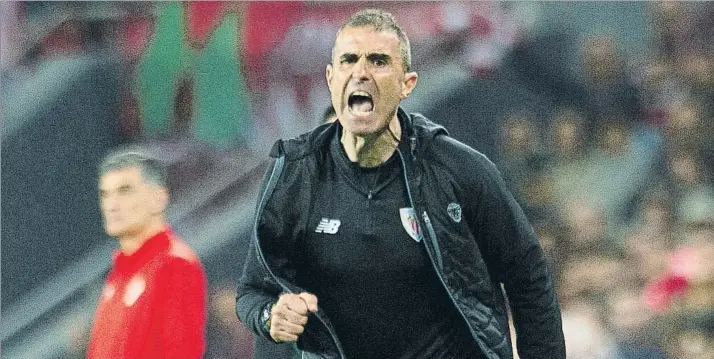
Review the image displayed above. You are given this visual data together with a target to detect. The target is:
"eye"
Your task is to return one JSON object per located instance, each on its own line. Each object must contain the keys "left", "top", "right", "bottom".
{"left": 367, "top": 54, "right": 390, "bottom": 68}
{"left": 373, "top": 58, "right": 387, "bottom": 67}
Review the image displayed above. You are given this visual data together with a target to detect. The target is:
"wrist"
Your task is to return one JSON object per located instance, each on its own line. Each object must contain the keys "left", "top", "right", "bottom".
{"left": 260, "top": 301, "right": 275, "bottom": 335}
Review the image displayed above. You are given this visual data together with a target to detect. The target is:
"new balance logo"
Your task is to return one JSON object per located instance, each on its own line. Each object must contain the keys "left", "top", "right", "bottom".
{"left": 315, "top": 218, "right": 341, "bottom": 234}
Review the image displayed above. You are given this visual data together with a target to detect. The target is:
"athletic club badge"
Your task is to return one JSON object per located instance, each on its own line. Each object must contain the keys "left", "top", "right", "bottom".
{"left": 447, "top": 202, "right": 462, "bottom": 223}
{"left": 102, "top": 283, "right": 116, "bottom": 301}
{"left": 123, "top": 275, "right": 146, "bottom": 307}
{"left": 400, "top": 208, "right": 423, "bottom": 242}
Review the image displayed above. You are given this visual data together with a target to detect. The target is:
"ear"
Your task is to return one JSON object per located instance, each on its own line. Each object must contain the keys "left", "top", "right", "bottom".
{"left": 151, "top": 187, "right": 169, "bottom": 215}
{"left": 326, "top": 64, "right": 333, "bottom": 92}
{"left": 401, "top": 71, "right": 418, "bottom": 99}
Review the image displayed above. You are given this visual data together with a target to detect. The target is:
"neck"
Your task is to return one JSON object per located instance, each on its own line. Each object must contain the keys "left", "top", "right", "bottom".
{"left": 118, "top": 219, "right": 166, "bottom": 255}
{"left": 341, "top": 115, "right": 401, "bottom": 168}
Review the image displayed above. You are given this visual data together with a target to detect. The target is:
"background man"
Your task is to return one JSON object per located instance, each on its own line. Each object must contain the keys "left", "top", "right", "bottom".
{"left": 88, "top": 150, "right": 207, "bottom": 359}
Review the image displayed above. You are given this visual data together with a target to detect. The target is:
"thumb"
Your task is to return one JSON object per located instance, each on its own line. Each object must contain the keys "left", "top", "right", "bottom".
{"left": 298, "top": 292, "right": 319, "bottom": 313}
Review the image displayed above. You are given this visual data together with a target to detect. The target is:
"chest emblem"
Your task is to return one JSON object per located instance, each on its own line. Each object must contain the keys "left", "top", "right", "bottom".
{"left": 102, "top": 283, "right": 116, "bottom": 301}
{"left": 399, "top": 208, "right": 423, "bottom": 242}
{"left": 123, "top": 275, "right": 146, "bottom": 307}
{"left": 447, "top": 202, "right": 462, "bottom": 223}
{"left": 315, "top": 218, "right": 341, "bottom": 234}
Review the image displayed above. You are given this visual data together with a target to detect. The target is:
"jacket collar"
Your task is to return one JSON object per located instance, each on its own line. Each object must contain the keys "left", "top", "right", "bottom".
{"left": 112, "top": 227, "right": 173, "bottom": 275}
{"left": 269, "top": 107, "right": 448, "bottom": 161}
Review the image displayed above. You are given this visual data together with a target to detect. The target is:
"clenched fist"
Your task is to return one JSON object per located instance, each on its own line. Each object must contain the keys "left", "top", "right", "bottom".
{"left": 269, "top": 292, "right": 319, "bottom": 342}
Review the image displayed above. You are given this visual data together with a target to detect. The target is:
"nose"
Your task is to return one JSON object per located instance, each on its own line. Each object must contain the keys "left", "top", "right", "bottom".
{"left": 352, "top": 57, "right": 371, "bottom": 82}
{"left": 101, "top": 195, "right": 119, "bottom": 213}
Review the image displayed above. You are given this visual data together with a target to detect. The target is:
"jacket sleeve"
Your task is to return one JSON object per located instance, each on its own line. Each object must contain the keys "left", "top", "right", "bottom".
{"left": 160, "top": 257, "right": 208, "bottom": 359}
{"left": 236, "top": 157, "right": 299, "bottom": 341}
{"left": 468, "top": 153, "right": 566, "bottom": 358}
{"left": 236, "top": 237, "right": 280, "bottom": 340}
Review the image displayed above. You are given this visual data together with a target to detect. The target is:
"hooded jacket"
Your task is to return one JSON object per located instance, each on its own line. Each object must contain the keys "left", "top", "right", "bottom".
{"left": 236, "top": 108, "right": 565, "bottom": 359}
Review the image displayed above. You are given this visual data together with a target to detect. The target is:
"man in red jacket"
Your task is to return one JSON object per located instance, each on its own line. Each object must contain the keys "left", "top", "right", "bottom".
{"left": 88, "top": 150, "right": 207, "bottom": 359}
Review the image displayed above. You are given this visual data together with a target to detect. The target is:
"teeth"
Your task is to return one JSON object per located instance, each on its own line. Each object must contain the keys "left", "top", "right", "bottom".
{"left": 351, "top": 109, "right": 372, "bottom": 116}
{"left": 348, "top": 90, "right": 374, "bottom": 115}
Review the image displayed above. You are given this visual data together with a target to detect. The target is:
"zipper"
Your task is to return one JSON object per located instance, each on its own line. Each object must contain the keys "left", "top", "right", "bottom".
{"left": 254, "top": 157, "right": 346, "bottom": 359}
{"left": 409, "top": 136, "right": 417, "bottom": 159}
{"left": 396, "top": 149, "right": 489, "bottom": 358}
{"left": 422, "top": 213, "right": 443, "bottom": 271}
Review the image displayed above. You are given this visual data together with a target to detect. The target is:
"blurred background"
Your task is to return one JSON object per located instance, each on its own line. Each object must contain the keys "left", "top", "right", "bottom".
{"left": 2, "top": 2, "right": 713, "bottom": 359}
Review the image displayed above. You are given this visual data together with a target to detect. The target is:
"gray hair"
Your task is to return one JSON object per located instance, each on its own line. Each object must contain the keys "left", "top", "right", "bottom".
{"left": 334, "top": 9, "right": 412, "bottom": 72}
{"left": 99, "top": 150, "right": 167, "bottom": 187}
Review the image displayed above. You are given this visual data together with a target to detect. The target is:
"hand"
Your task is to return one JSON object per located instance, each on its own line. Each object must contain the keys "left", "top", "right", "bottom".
{"left": 269, "top": 292, "right": 318, "bottom": 342}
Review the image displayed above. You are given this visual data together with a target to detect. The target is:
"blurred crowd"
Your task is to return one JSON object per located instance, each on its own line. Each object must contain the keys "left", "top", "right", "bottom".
{"left": 3, "top": 2, "right": 714, "bottom": 359}
{"left": 499, "top": 3, "right": 714, "bottom": 358}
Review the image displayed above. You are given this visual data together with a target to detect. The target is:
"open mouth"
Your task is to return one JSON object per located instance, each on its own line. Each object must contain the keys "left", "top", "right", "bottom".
{"left": 348, "top": 91, "right": 374, "bottom": 116}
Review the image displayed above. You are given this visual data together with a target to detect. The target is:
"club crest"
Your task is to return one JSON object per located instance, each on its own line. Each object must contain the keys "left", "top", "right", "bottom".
{"left": 400, "top": 208, "right": 423, "bottom": 242}
{"left": 123, "top": 275, "right": 146, "bottom": 307}
{"left": 447, "top": 203, "right": 462, "bottom": 223}
{"left": 102, "top": 283, "right": 116, "bottom": 301}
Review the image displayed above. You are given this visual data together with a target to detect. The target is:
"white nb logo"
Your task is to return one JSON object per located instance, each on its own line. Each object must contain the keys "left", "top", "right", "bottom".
{"left": 315, "top": 218, "right": 341, "bottom": 234}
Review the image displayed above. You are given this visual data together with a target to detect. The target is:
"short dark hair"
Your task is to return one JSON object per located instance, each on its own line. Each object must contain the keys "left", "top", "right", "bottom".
{"left": 334, "top": 9, "right": 412, "bottom": 72}
{"left": 99, "top": 150, "right": 167, "bottom": 187}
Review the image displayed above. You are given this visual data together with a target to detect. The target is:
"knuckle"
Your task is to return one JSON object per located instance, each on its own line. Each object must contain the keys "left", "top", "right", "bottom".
{"left": 272, "top": 306, "right": 284, "bottom": 316}
{"left": 277, "top": 293, "right": 294, "bottom": 304}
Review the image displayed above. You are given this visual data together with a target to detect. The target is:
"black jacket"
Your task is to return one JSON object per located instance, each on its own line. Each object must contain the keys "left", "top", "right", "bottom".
{"left": 236, "top": 108, "right": 565, "bottom": 359}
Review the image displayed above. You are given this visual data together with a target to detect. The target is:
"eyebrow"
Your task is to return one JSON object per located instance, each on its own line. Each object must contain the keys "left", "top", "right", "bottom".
{"left": 99, "top": 184, "right": 134, "bottom": 194}
{"left": 339, "top": 53, "right": 358, "bottom": 63}
{"left": 366, "top": 53, "right": 391, "bottom": 64}
{"left": 118, "top": 184, "right": 133, "bottom": 191}
{"left": 338, "top": 52, "right": 392, "bottom": 64}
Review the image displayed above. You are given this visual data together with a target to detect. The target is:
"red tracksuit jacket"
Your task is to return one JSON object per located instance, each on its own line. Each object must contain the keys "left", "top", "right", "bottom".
{"left": 87, "top": 227, "right": 207, "bottom": 359}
